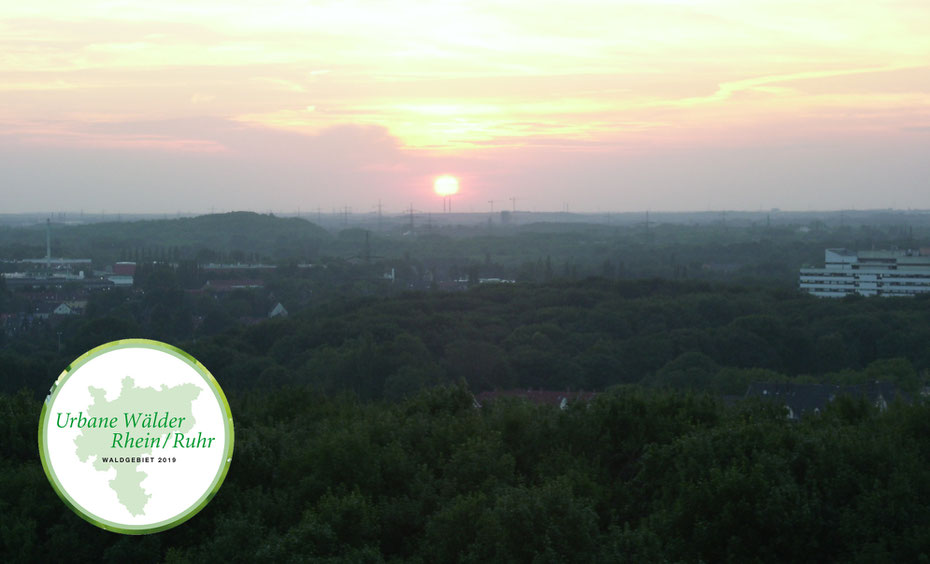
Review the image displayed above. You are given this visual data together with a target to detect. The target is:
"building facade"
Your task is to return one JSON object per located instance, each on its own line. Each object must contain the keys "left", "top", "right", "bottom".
{"left": 800, "top": 248, "right": 930, "bottom": 297}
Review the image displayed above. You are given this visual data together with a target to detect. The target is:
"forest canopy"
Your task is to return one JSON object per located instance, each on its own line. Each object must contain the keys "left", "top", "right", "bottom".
{"left": 4, "top": 383, "right": 930, "bottom": 562}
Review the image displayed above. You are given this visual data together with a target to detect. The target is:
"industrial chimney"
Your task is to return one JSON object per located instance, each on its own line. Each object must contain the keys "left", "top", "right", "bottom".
{"left": 46, "top": 218, "right": 51, "bottom": 269}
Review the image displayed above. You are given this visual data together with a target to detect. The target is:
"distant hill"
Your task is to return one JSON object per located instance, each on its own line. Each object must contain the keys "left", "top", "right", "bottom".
{"left": 0, "top": 212, "right": 330, "bottom": 262}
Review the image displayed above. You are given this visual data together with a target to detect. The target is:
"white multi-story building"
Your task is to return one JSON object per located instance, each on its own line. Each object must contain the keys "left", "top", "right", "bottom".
{"left": 800, "top": 248, "right": 930, "bottom": 297}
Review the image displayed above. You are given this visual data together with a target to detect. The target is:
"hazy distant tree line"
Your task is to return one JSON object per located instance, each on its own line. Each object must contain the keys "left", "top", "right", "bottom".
{"left": 2, "top": 211, "right": 927, "bottom": 288}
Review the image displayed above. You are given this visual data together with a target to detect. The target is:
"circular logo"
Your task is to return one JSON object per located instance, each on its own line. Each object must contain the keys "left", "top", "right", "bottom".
{"left": 38, "top": 339, "right": 234, "bottom": 534}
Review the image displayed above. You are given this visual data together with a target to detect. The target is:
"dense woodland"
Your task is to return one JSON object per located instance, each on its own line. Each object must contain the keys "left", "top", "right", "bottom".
{"left": 5, "top": 384, "right": 930, "bottom": 562}
{"left": 3, "top": 279, "right": 929, "bottom": 399}
{"left": 3, "top": 213, "right": 930, "bottom": 561}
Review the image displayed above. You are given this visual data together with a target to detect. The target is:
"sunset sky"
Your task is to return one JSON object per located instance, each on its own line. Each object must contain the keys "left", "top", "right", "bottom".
{"left": 2, "top": 1, "right": 929, "bottom": 214}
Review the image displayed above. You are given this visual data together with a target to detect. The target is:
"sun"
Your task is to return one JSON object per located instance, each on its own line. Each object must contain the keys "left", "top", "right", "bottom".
{"left": 433, "top": 175, "right": 460, "bottom": 197}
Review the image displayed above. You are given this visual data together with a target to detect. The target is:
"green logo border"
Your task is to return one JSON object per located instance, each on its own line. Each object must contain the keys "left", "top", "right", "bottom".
{"left": 38, "top": 339, "right": 235, "bottom": 535}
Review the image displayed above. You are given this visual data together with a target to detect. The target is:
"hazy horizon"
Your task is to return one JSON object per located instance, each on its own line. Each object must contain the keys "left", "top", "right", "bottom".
{"left": 6, "top": 208, "right": 930, "bottom": 231}
{"left": 3, "top": 1, "right": 929, "bottom": 214}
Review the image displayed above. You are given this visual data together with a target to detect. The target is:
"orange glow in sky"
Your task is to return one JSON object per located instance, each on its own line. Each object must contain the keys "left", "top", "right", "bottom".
{"left": 1, "top": 1, "right": 929, "bottom": 212}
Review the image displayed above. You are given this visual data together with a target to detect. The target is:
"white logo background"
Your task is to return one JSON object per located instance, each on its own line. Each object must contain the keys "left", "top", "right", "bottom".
{"left": 43, "top": 345, "right": 231, "bottom": 528}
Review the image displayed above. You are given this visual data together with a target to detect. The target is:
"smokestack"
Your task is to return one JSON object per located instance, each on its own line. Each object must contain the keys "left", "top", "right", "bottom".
{"left": 46, "top": 218, "right": 51, "bottom": 268}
